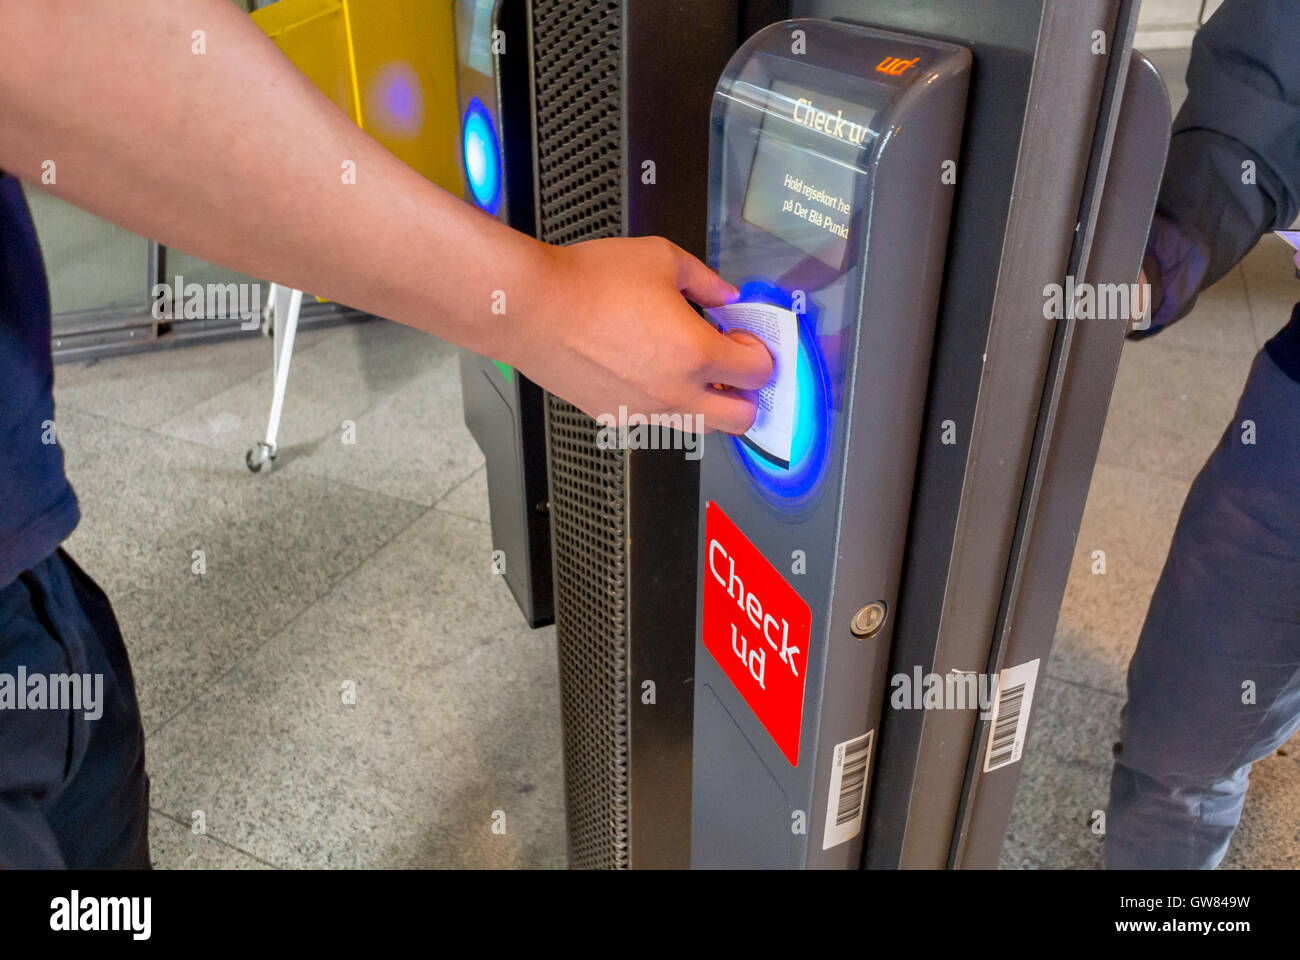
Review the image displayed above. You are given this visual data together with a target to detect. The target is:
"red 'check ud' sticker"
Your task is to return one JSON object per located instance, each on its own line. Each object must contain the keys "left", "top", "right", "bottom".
{"left": 702, "top": 501, "right": 811, "bottom": 765}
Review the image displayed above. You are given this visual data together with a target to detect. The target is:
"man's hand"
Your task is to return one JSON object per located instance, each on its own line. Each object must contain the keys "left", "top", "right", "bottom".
{"left": 509, "top": 237, "right": 773, "bottom": 435}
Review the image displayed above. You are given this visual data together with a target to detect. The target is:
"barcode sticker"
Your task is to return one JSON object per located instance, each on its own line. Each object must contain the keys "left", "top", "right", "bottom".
{"left": 821, "top": 730, "right": 874, "bottom": 850}
{"left": 982, "top": 659, "right": 1040, "bottom": 772}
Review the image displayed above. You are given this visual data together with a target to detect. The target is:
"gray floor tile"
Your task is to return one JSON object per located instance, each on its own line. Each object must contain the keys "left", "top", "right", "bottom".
{"left": 1146, "top": 264, "right": 1258, "bottom": 362}
{"left": 155, "top": 320, "right": 481, "bottom": 506}
{"left": 435, "top": 466, "right": 490, "bottom": 524}
{"left": 275, "top": 349, "right": 484, "bottom": 507}
{"left": 148, "top": 811, "right": 271, "bottom": 869}
{"left": 54, "top": 326, "right": 335, "bottom": 431}
{"left": 1048, "top": 462, "right": 1189, "bottom": 695}
{"left": 55, "top": 406, "right": 425, "bottom": 733}
{"left": 144, "top": 509, "right": 565, "bottom": 869}
{"left": 1095, "top": 336, "right": 1252, "bottom": 481}
{"left": 1000, "top": 677, "right": 1116, "bottom": 870}
{"left": 1221, "top": 731, "right": 1300, "bottom": 870}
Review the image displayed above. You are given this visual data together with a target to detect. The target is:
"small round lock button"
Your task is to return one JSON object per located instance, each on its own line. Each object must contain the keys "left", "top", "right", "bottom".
{"left": 850, "top": 601, "right": 888, "bottom": 639}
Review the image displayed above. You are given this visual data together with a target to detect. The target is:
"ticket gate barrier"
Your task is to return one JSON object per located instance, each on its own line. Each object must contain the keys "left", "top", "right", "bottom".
{"left": 944, "top": 48, "right": 1170, "bottom": 869}
{"left": 688, "top": 0, "right": 1169, "bottom": 869}
{"left": 526, "top": 0, "right": 1169, "bottom": 868}
{"left": 833, "top": 0, "right": 1170, "bottom": 870}
{"left": 452, "top": 0, "right": 554, "bottom": 627}
{"left": 252, "top": 0, "right": 464, "bottom": 193}
{"left": 691, "top": 19, "right": 970, "bottom": 869}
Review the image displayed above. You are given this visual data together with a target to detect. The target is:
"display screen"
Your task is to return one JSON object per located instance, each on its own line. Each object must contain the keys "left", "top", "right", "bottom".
{"left": 740, "top": 80, "right": 875, "bottom": 270}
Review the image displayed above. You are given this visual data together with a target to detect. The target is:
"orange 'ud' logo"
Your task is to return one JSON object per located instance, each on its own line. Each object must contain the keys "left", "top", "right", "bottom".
{"left": 876, "top": 55, "right": 919, "bottom": 76}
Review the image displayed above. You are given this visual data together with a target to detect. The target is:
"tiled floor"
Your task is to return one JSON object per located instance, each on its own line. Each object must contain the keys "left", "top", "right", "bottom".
{"left": 54, "top": 323, "right": 566, "bottom": 868}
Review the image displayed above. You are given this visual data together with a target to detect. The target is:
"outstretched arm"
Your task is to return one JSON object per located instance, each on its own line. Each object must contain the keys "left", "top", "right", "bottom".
{"left": 0, "top": 0, "right": 771, "bottom": 432}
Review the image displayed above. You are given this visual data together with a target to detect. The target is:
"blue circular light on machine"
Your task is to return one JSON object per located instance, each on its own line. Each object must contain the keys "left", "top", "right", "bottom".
{"left": 462, "top": 97, "right": 502, "bottom": 215}
{"left": 730, "top": 280, "right": 833, "bottom": 510}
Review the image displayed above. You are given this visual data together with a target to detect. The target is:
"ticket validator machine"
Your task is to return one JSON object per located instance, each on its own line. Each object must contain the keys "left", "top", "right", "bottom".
{"left": 691, "top": 20, "right": 969, "bottom": 868}
{"left": 453, "top": 0, "right": 553, "bottom": 627}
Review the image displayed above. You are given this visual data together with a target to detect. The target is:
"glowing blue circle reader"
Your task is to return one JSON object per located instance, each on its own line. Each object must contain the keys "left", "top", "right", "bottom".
{"left": 729, "top": 280, "right": 832, "bottom": 509}
{"left": 461, "top": 97, "right": 502, "bottom": 215}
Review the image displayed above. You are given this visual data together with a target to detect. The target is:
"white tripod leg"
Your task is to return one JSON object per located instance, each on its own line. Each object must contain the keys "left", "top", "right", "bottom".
{"left": 247, "top": 285, "right": 302, "bottom": 473}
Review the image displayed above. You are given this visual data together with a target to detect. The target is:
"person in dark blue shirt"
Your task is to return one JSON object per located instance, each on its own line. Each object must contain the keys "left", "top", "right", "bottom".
{"left": 1106, "top": 0, "right": 1300, "bottom": 868}
{"left": 0, "top": 172, "right": 151, "bottom": 867}
{"left": 0, "top": 1, "right": 769, "bottom": 867}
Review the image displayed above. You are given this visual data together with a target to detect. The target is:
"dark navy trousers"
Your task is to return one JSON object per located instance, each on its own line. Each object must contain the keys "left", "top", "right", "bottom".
{"left": 0, "top": 549, "right": 149, "bottom": 868}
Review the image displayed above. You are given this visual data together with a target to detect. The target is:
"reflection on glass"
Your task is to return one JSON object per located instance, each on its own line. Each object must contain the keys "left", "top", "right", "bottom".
{"left": 22, "top": 186, "right": 149, "bottom": 316}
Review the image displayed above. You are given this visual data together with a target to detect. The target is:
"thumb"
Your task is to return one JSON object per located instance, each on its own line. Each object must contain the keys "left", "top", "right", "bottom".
{"left": 702, "top": 329, "right": 774, "bottom": 390}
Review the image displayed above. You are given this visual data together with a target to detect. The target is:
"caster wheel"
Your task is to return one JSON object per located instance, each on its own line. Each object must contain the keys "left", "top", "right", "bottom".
{"left": 246, "top": 443, "right": 276, "bottom": 473}
{"left": 261, "top": 292, "right": 276, "bottom": 337}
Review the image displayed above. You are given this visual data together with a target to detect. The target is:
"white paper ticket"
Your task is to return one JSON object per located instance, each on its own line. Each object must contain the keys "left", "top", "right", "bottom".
{"left": 707, "top": 302, "right": 799, "bottom": 468}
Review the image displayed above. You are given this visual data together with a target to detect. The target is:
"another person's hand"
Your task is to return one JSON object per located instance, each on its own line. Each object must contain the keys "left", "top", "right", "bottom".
{"left": 1127, "top": 216, "right": 1207, "bottom": 340}
{"left": 509, "top": 236, "right": 774, "bottom": 435}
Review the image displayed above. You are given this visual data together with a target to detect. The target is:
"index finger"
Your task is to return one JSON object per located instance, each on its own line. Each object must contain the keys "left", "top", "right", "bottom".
{"left": 671, "top": 243, "right": 740, "bottom": 308}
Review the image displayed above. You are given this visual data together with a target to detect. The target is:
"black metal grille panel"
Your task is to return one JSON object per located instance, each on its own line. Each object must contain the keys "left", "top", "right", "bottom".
{"left": 533, "top": 0, "right": 623, "bottom": 245}
{"left": 533, "top": 0, "right": 629, "bottom": 869}
{"left": 545, "top": 403, "right": 629, "bottom": 869}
